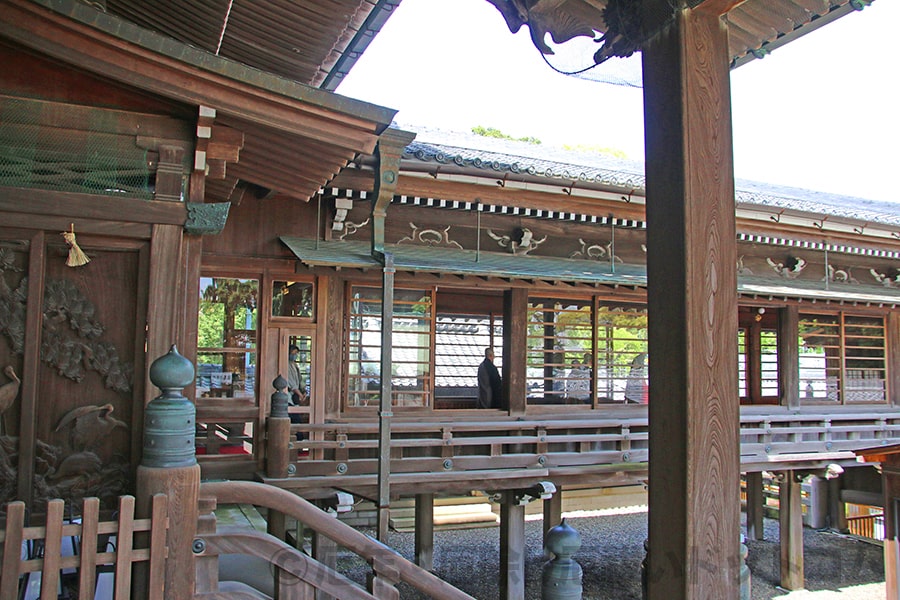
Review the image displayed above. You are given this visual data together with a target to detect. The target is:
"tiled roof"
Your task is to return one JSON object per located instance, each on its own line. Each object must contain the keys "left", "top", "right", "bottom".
{"left": 399, "top": 127, "right": 900, "bottom": 227}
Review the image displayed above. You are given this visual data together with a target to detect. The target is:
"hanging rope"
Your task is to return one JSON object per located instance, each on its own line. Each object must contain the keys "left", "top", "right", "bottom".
{"left": 61, "top": 223, "right": 90, "bottom": 267}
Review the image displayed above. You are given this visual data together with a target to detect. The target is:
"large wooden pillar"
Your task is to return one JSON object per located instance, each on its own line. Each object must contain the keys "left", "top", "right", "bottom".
{"left": 642, "top": 3, "right": 740, "bottom": 599}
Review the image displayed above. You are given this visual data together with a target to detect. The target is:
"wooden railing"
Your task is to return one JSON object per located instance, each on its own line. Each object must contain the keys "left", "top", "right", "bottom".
{"left": 739, "top": 411, "right": 900, "bottom": 457}
{"left": 0, "top": 495, "right": 168, "bottom": 600}
{"left": 197, "top": 480, "right": 475, "bottom": 600}
{"left": 257, "top": 409, "right": 900, "bottom": 494}
{"left": 847, "top": 512, "right": 885, "bottom": 541}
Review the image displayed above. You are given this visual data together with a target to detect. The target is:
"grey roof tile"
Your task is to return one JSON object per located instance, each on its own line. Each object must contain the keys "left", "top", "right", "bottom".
{"left": 398, "top": 126, "right": 900, "bottom": 226}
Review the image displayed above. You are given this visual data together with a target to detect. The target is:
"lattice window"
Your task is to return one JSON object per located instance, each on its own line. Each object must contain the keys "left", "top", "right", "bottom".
{"left": 433, "top": 314, "right": 502, "bottom": 409}
{"left": 799, "top": 313, "right": 887, "bottom": 404}
{"left": 346, "top": 286, "right": 433, "bottom": 408}
{"left": 526, "top": 298, "right": 647, "bottom": 405}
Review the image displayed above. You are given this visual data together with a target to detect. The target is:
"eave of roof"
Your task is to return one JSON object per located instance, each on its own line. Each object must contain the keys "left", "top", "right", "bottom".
{"left": 18, "top": 0, "right": 396, "bottom": 128}
{"left": 320, "top": 0, "right": 403, "bottom": 91}
{"left": 280, "top": 237, "right": 647, "bottom": 285}
{"left": 102, "top": 0, "right": 403, "bottom": 90}
{"left": 394, "top": 128, "right": 900, "bottom": 228}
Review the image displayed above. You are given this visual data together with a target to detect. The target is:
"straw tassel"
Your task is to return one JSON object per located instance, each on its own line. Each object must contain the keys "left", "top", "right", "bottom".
{"left": 61, "top": 224, "right": 90, "bottom": 267}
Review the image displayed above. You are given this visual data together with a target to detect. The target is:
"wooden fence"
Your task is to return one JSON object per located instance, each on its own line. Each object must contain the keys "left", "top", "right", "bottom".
{"left": 0, "top": 494, "right": 168, "bottom": 600}
{"left": 847, "top": 512, "right": 885, "bottom": 541}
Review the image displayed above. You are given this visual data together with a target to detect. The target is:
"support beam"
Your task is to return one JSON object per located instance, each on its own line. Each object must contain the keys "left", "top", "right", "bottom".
{"left": 370, "top": 129, "right": 415, "bottom": 542}
{"left": 375, "top": 253, "right": 394, "bottom": 543}
{"left": 779, "top": 471, "right": 804, "bottom": 590}
{"left": 642, "top": 5, "right": 740, "bottom": 599}
{"left": 499, "top": 492, "right": 526, "bottom": 600}
{"left": 415, "top": 493, "right": 434, "bottom": 571}
{"left": 745, "top": 472, "right": 764, "bottom": 541}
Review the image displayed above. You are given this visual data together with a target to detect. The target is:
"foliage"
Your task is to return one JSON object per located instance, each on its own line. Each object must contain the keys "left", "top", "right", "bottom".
{"left": 526, "top": 302, "right": 648, "bottom": 370}
{"left": 197, "top": 278, "right": 258, "bottom": 365}
{"left": 562, "top": 143, "right": 628, "bottom": 159}
{"left": 471, "top": 125, "right": 541, "bottom": 145}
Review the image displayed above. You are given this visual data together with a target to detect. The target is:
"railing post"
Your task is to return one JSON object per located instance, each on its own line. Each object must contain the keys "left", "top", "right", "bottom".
{"left": 368, "top": 555, "right": 401, "bottom": 600}
{"left": 266, "top": 376, "right": 293, "bottom": 545}
{"left": 267, "top": 375, "right": 292, "bottom": 479}
{"left": 740, "top": 534, "right": 751, "bottom": 600}
{"left": 136, "top": 345, "right": 199, "bottom": 600}
{"left": 542, "top": 518, "right": 582, "bottom": 600}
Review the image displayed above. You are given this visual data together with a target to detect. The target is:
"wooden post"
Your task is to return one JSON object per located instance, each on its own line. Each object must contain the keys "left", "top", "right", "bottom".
{"left": 883, "top": 459, "right": 900, "bottom": 600}
{"left": 504, "top": 288, "right": 528, "bottom": 415}
{"left": 312, "top": 508, "right": 338, "bottom": 600}
{"left": 642, "top": 3, "right": 740, "bottom": 599}
{"left": 370, "top": 129, "right": 416, "bottom": 543}
{"left": 499, "top": 491, "right": 526, "bottom": 600}
{"left": 135, "top": 346, "right": 200, "bottom": 600}
{"left": 415, "top": 493, "right": 434, "bottom": 571}
{"left": 543, "top": 488, "right": 563, "bottom": 549}
{"left": 854, "top": 448, "right": 900, "bottom": 599}
{"left": 889, "top": 312, "right": 900, "bottom": 406}
{"left": 807, "top": 475, "right": 828, "bottom": 529}
{"left": 828, "top": 476, "right": 848, "bottom": 533}
{"left": 779, "top": 471, "right": 804, "bottom": 590}
{"left": 375, "top": 252, "right": 394, "bottom": 543}
{"left": 267, "top": 375, "right": 292, "bottom": 479}
{"left": 745, "top": 472, "right": 764, "bottom": 541}
{"left": 779, "top": 306, "right": 800, "bottom": 408}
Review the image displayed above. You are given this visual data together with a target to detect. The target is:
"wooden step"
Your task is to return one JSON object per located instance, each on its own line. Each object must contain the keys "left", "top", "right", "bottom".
{"left": 337, "top": 486, "right": 649, "bottom": 530}
{"left": 390, "top": 503, "right": 500, "bottom": 532}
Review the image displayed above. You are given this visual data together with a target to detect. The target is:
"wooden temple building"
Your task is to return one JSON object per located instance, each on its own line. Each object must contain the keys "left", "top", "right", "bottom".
{"left": 1, "top": 0, "right": 898, "bottom": 598}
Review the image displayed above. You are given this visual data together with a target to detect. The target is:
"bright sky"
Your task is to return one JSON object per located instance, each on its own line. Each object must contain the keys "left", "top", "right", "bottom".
{"left": 337, "top": 0, "right": 899, "bottom": 205}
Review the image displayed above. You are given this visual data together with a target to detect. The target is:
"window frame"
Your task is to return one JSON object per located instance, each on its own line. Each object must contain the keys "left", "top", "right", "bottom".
{"left": 798, "top": 311, "right": 889, "bottom": 406}
{"left": 738, "top": 306, "right": 780, "bottom": 405}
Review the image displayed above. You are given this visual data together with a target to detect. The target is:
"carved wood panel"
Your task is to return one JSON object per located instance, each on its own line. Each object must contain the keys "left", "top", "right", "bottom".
{"left": 0, "top": 230, "right": 145, "bottom": 508}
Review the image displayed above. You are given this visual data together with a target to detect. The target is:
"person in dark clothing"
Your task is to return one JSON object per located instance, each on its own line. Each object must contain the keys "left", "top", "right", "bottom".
{"left": 287, "top": 343, "right": 306, "bottom": 440}
{"left": 477, "top": 347, "right": 502, "bottom": 409}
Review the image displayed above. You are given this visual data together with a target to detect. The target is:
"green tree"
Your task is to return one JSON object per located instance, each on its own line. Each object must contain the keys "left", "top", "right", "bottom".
{"left": 471, "top": 125, "right": 541, "bottom": 145}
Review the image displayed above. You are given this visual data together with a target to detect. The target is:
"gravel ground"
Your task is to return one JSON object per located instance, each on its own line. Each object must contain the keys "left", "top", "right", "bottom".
{"left": 336, "top": 508, "right": 885, "bottom": 599}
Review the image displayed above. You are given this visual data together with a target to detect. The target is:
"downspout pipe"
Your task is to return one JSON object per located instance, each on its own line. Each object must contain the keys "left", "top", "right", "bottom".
{"left": 370, "top": 128, "right": 416, "bottom": 542}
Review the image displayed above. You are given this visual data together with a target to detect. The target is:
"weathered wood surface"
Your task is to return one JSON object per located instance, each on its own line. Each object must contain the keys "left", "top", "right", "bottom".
{"left": 642, "top": 4, "right": 740, "bottom": 598}
{"left": 137, "top": 464, "right": 200, "bottom": 600}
